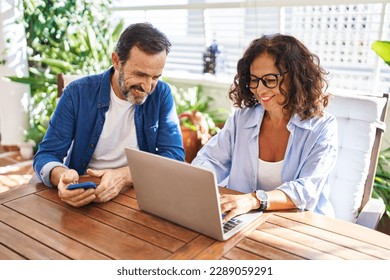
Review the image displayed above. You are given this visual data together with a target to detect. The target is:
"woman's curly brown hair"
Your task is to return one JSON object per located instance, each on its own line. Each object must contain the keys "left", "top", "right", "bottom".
{"left": 228, "top": 34, "right": 329, "bottom": 120}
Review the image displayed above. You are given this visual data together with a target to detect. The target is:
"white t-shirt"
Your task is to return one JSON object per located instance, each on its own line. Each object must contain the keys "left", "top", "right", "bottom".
{"left": 257, "top": 158, "right": 284, "bottom": 191}
{"left": 88, "top": 87, "right": 139, "bottom": 170}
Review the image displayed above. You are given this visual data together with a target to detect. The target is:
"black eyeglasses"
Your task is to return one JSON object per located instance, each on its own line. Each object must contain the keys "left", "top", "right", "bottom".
{"left": 248, "top": 71, "right": 288, "bottom": 89}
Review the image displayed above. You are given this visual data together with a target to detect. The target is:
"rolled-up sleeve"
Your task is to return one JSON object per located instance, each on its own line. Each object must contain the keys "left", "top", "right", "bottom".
{"left": 39, "top": 162, "right": 69, "bottom": 188}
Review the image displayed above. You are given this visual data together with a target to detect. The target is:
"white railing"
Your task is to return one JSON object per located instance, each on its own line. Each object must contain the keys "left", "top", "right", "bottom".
{"left": 110, "top": 0, "right": 390, "bottom": 95}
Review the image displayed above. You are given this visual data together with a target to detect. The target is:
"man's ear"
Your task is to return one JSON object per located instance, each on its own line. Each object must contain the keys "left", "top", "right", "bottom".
{"left": 112, "top": 52, "right": 120, "bottom": 70}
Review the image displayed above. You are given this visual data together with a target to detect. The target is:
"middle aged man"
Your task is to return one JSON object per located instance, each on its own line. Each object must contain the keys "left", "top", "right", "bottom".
{"left": 33, "top": 22, "right": 184, "bottom": 207}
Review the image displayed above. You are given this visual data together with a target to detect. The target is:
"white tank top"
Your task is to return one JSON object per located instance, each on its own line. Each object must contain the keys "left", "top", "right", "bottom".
{"left": 88, "top": 87, "right": 139, "bottom": 170}
{"left": 257, "top": 158, "right": 284, "bottom": 191}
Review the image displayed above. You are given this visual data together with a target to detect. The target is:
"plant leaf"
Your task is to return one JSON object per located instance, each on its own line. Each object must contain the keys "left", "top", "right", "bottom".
{"left": 371, "top": 40, "right": 390, "bottom": 67}
{"left": 5, "top": 76, "right": 45, "bottom": 85}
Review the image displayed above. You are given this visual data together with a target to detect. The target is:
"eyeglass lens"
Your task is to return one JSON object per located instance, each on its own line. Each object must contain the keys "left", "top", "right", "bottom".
{"left": 249, "top": 74, "right": 279, "bottom": 89}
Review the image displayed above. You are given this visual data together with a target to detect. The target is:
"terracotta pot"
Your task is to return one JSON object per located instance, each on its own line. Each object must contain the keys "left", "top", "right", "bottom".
{"left": 181, "top": 126, "right": 202, "bottom": 163}
{"left": 378, "top": 214, "right": 390, "bottom": 236}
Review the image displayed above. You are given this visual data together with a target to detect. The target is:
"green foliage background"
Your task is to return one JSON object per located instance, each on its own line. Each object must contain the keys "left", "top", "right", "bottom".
{"left": 9, "top": 0, "right": 123, "bottom": 147}
{"left": 170, "top": 84, "right": 230, "bottom": 136}
{"left": 374, "top": 147, "right": 390, "bottom": 218}
{"left": 371, "top": 40, "right": 390, "bottom": 219}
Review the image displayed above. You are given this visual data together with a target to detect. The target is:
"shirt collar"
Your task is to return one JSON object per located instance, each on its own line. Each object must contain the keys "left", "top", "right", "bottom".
{"left": 97, "top": 66, "right": 114, "bottom": 108}
{"left": 288, "top": 113, "right": 316, "bottom": 131}
{"left": 243, "top": 104, "right": 317, "bottom": 131}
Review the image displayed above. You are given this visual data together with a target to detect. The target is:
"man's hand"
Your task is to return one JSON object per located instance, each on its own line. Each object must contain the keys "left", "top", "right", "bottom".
{"left": 57, "top": 169, "right": 96, "bottom": 207}
{"left": 86, "top": 167, "right": 131, "bottom": 203}
{"left": 220, "top": 193, "right": 258, "bottom": 223}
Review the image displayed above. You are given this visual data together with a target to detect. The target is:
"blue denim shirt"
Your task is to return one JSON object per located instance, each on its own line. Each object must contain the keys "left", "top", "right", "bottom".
{"left": 34, "top": 67, "right": 184, "bottom": 187}
{"left": 192, "top": 104, "right": 338, "bottom": 216}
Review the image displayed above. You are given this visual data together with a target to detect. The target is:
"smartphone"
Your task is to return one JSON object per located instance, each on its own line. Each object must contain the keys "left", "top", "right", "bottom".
{"left": 67, "top": 181, "right": 97, "bottom": 190}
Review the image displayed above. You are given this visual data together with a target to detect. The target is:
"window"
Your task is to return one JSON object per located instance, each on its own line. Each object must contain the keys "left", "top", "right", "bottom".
{"left": 110, "top": 0, "right": 390, "bottom": 95}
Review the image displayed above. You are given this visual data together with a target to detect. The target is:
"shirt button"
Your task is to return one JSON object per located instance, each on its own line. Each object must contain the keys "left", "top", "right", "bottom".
{"left": 90, "top": 143, "right": 94, "bottom": 147}
{"left": 82, "top": 163, "right": 86, "bottom": 167}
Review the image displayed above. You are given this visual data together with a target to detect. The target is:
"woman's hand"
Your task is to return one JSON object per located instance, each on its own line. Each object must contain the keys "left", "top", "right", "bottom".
{"left": 220, "top": 193, "right": 258, "bottom": 223}
{"left": 57, "top": 169, "right": 96, "bottom": 207}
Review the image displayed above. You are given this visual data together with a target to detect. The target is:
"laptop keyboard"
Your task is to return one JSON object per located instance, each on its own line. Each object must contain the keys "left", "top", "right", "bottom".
{"left": 223, "top": 217, "right": 243, "bottom": 233}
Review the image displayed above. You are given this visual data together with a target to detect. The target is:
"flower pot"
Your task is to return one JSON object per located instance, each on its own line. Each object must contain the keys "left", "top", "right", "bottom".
{"left": 181, "top": 126, "right": 202, "bottom": 163}
{"left": 377, "top": 214, "right": 390, "bottom": 236}
{"left": 18, "top": 140, "right": 36, "bottom": 160}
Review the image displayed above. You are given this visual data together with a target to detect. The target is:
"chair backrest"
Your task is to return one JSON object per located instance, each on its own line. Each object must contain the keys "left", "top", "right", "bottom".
{"left": 326, "top": 92, "right": 389, "bottom": 222}
{"left": 57, "top": 73, "right": 84, "bottom": 97}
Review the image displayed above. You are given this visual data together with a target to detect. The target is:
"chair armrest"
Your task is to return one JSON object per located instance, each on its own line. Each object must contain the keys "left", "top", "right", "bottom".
{"left": 355, "top": 198, "right": 385, "bottom": 229}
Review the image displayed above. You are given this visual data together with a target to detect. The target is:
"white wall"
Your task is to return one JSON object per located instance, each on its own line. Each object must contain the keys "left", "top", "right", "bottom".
{"left": 0, "top": 0, "right": 30, "bottom": 146}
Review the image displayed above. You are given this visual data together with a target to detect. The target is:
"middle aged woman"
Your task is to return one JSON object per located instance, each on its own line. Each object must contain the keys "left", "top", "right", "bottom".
{"left": 192, "top": 34, "right": 338, "bottom": 223}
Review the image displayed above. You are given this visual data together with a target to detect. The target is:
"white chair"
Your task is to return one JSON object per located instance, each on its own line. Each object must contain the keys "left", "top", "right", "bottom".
{"left": 326, "top": 92, "right": 389, "bottom": 229}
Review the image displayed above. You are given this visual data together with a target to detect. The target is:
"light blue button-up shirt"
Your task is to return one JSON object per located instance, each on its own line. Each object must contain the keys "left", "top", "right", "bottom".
{"left": 192, "top": 104, "right": 338, "bottom": 216}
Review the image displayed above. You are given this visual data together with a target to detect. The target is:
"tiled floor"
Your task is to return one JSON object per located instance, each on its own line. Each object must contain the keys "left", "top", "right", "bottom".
{"left": 0, "top": 150, "right": 34, "bottom": 193}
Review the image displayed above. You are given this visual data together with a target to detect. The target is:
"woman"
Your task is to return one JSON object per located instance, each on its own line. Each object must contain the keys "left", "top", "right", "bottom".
{"left": 192, "top": 34, "right": 338, "bottom": 223}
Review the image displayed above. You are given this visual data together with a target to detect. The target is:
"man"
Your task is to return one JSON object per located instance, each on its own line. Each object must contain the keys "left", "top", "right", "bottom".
{"left": 33, "top": 23, "right": 184, "bottom": 207}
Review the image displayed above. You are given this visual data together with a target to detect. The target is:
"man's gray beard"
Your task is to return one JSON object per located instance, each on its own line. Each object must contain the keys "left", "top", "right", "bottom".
{"left": 124, "top": 91, "right": 148, "bottom": 105}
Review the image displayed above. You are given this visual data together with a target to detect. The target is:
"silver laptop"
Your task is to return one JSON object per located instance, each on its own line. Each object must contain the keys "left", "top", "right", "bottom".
{"left": 125, "top": 148, "right": 263, "bottom": 241}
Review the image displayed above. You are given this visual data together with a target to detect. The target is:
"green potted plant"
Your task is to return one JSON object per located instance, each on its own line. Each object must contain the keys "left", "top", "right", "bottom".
{"left": 372, "top": 40, "right": 390, "bottom": 234}
{"left": 374, "top": 147, "right": 390, "bottom": 217}
{"left": 170, "top": 84, "right": 230, "bottom": 162}
{"left": 5, "top": 0, "right": 123, "bottom": 152}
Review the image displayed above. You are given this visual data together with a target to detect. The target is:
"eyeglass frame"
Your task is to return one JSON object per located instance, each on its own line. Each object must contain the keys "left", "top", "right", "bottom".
{"left": 247, "top": 71, "right": 288, "bottom": 89}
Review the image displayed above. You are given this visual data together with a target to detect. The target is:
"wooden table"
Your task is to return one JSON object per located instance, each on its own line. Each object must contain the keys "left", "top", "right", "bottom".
{"left": 1, "top": 182, "right": 390, "bottom": 260}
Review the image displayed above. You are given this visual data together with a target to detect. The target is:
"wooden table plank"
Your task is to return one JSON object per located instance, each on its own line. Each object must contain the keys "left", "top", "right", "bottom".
{"left": 113, "top": 193, "right": 140, "bottom": 210}
{"left": 38, "top": 189, "right": 186, "bottom": 253}
{"left": 259, "top": 219, "right": 378, "bottom": 259}
{"left": 223, "top": 246, "right": 267, "bottom": 260}
{"left": 0, "top": 220, "right": 68, "bottom": 260}
{"left": 235, "top": 237, "right": 304, "bottom": 260}
{"left": 0, "top": 205, "right": 110, "bottom": 260}
{"left": 0, "top": 183, "right": 45, "bottom": 204}
{"left": 275, "top": 211, "right": 390, "bottom": 250}
{"left": 4, "top": 194, "right": 171, "bottom": 259}
{"left": 39, "top": 187, "right": 197, "bottom": 243}
{"left": 167, "top": 235, "right": 216, "bottom": 260}
{"left": 268, "top": 213, "right": 390, "bottom": 259}
{"left": 119, "top": 186, "right": 136, "bottom": 198}
{"left": 0, "top": 243, "right": 25, "bottom": 260}
{"left": 249, "top": 225, "right": 342, "bottom": 260}
{"left": 95, "top": 195, "right": 198, "bottom": 243}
